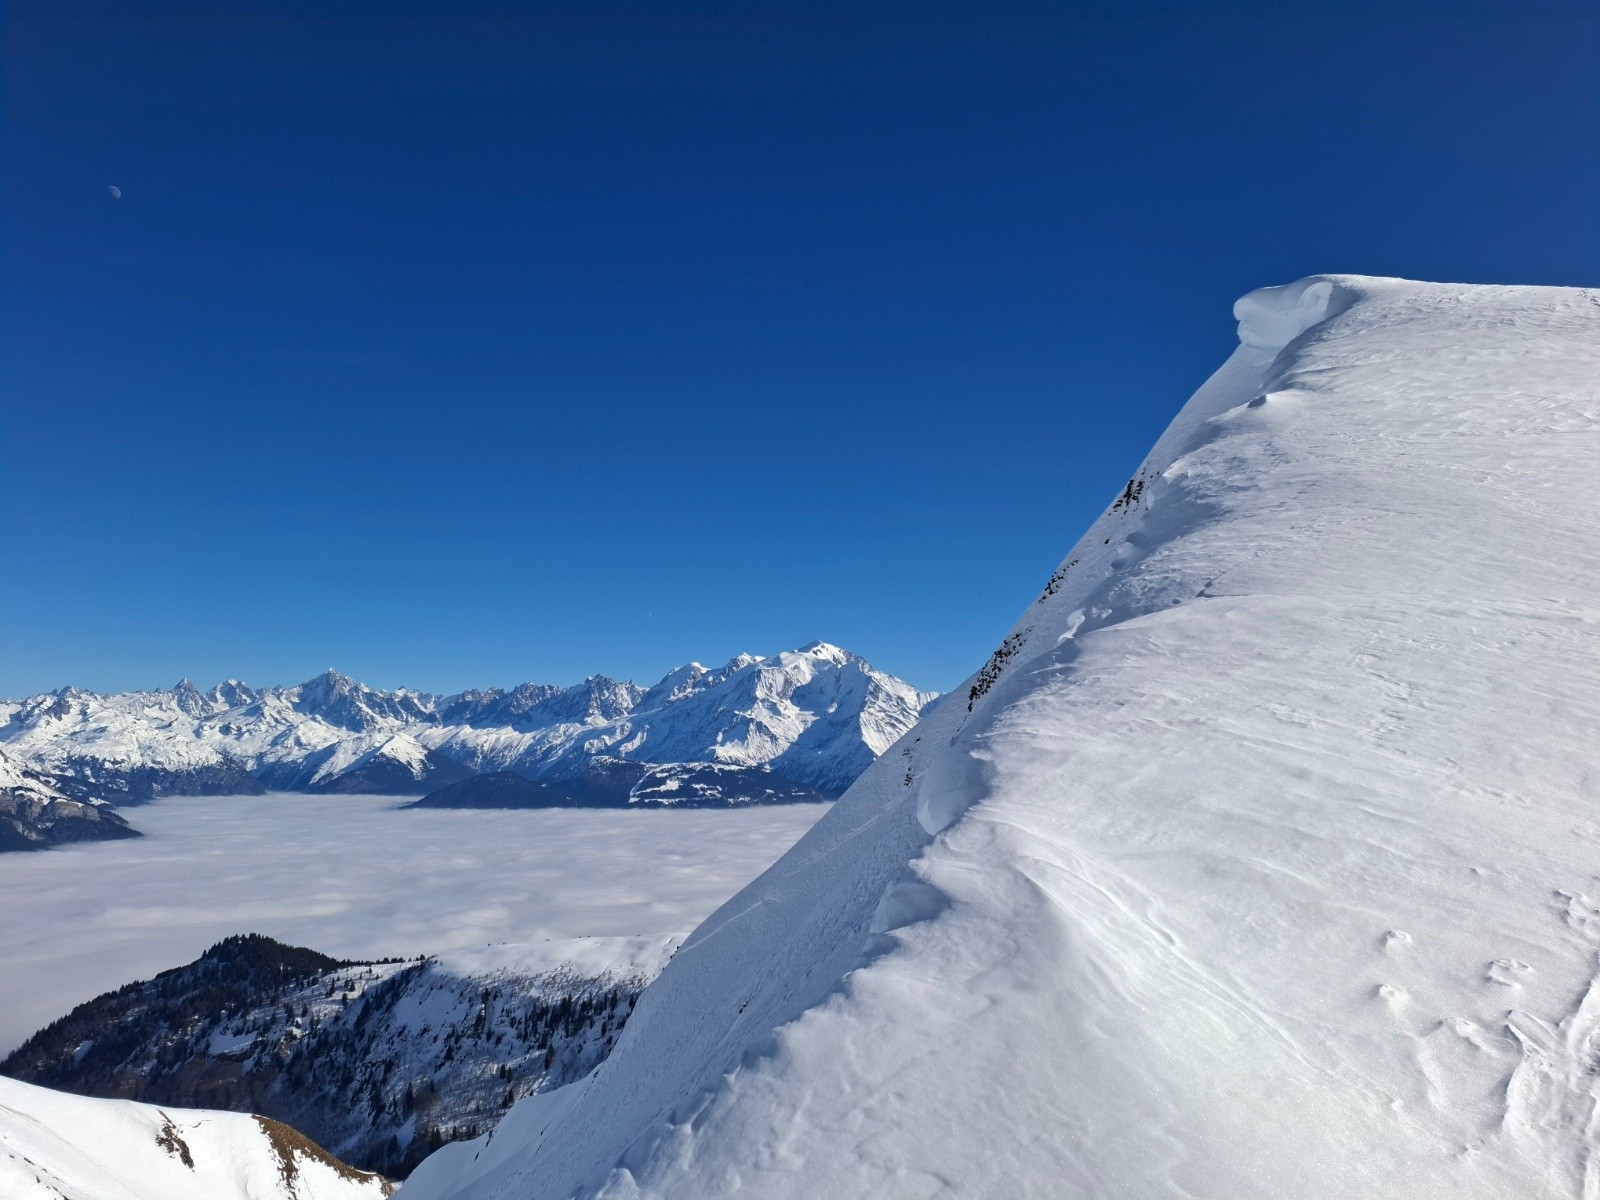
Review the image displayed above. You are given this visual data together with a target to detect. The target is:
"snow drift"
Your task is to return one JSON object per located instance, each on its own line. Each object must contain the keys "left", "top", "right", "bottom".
{"left": 399, "top": 275, "right": 1600, "bottom": 1200}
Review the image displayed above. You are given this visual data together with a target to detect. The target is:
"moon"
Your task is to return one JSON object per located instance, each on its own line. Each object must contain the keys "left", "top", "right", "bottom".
{"left": 107, "top": 185, "right": 121, "bottom": 199}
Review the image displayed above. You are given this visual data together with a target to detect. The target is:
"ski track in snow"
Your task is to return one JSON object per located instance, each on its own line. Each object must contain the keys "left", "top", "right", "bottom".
{"left": 396, "top": 277, "right": 1600, "bottom": 1200}
{"left": 0, "top": 794, "right": 829, "bottom": 1055}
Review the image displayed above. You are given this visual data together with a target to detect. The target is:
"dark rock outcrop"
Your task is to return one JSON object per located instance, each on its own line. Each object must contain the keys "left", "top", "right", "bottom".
{"left": 0, "top": 751, "right": 144, "bottom": 849}
{"left": 404, "top": 770, "right": 571, "bottom": 809}
{"left": 0, "top": 791, "right": 141, "bottom": 850}
{"left": 305, "top": 746, "right": 473, "bottom": 796}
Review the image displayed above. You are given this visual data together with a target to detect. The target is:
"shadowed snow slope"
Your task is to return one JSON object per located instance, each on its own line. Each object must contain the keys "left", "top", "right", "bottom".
{"left": 398, "top": 276, "right": 1600, "bottom": 1200}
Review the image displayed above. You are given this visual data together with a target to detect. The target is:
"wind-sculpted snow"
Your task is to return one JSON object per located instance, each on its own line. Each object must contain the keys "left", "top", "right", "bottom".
{"left": 0, "top": 646, "right": 934, "bottom": 801}
{"left": 397, "top": 276, "right": 1600, "bottom": 1200}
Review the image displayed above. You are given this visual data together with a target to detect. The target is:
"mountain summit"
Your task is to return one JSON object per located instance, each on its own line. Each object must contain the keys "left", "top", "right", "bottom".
{"left": 397, "top": 277, "right": 1600, "bottom": 1200}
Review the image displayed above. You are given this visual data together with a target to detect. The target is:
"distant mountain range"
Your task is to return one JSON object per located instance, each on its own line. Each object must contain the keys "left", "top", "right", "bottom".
{"left": 0, "top": 643, "right": 936, "bottom": 806}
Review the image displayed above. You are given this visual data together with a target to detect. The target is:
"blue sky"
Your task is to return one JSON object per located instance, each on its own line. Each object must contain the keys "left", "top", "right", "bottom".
{"left": 3, "top": 0, "right": 1596, "bottom": 697}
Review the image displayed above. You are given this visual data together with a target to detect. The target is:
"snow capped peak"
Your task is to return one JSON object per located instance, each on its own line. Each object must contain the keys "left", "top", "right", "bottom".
{"left": 373, "top": 733, "right": 427, "bottom": 762}
{"left": 292, "top": 669, "right": 354, "bottom": 713}
{"left": 290, "top": 668, "right": 435, "bottom": 733}
{"left": 640, "top": 662, "right": 710, "bottom": 706}
{"left": 796, "top": 640, "right": 855, "bottom": 665}
{"left": 171, "top": 678, "right": 210, "bottom": 718}
{"left": 518, "top": 675, "right": 644, "bottom": 727}
{"left": 301, "top": 667, "right": 354, "bottom": 695}
{"left": 206, "top": 679, "right": 258, "bottom": 709}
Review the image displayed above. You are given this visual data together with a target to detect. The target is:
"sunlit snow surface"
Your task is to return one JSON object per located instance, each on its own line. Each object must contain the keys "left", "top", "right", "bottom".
{"left": 400, "top": 277, "right": 1600, "bottom": 1200}
{"left": 0, "top": 794, "right": 828, "bottom": 1054}
{"left": 0, "top": 1075, "right": 389, "bottom": 1200}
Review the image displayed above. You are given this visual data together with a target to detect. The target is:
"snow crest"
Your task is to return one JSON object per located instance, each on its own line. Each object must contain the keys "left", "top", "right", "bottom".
{"left": 398, "top": 276, "right": 1600, "bottom": 1200}
{"left": 1232, "top": 273, "right": 1357, "bottom": 354}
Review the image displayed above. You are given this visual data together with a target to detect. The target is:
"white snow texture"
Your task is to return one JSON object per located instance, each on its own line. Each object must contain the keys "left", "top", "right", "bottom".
{"left": 398, "top": 276, "right": 1600, "bottom": 1199}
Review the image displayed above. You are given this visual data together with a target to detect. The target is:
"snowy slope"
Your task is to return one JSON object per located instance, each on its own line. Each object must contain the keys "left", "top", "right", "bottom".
{"left": 397, "top": 276, "right": 1600, "bottom": 1200}
{"left": 0, "top": 749, "right": 65, "bottom": 795}
{"left": 0, "top": 649, "right": 934, "bottom": 800}
{"left": 0, "top": 1075, "right": 391, "bottom": 1200}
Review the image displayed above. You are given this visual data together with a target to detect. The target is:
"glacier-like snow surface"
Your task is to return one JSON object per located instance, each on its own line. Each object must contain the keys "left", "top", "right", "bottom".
{"left": 398, "top": 276, "right": 1600, "bottom": 1199}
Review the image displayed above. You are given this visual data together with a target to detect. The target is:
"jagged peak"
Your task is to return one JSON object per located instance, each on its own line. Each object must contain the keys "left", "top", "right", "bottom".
{"left": 170, "top": 678, "right": 212, "bottom": 717}
{"left": 509, "top": 680, "right": 562, "bottom": 700}
{"left": 304, "top": 667, "right": 355, "bottom": 691}
{"left": 206, "top": 678, "right": 258, "bottom": 708}
{"left": 639, "top": 661, "right": 712, "bottom": 706}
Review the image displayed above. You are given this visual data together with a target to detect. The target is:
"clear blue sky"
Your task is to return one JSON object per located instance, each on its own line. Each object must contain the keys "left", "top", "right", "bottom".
{"left": 3, "top": 1, "right": 1596, "bottom": 698}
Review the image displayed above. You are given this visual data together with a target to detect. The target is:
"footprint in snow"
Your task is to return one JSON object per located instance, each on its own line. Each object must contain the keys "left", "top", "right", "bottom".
{"left": 1375, "top": 983, "right": 1407, "bottom": 1007}
{"left": 1382, "top": 929, "right": 1412, "bottom": 952}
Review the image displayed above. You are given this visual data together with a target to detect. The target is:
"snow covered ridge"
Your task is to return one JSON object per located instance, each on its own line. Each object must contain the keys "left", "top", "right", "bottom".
{"left": 0, "top": 644, "right": 936, "bottom": 802}
{"left": 3, "top": 933, "right": 681, "bottom": 1180}
{"left": 395, "top": 276, "right": 1600, "bottom": 1200}
{"left": 0, "top": 1075, "right": 392, "bottom": 1200}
